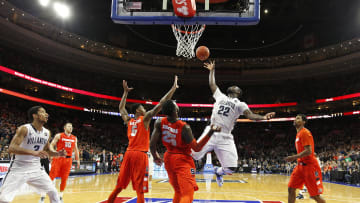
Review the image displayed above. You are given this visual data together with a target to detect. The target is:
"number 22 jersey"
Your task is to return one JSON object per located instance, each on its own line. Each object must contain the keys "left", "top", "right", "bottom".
{"left": 210, "top": 88, "right": 249, "bottom": 134}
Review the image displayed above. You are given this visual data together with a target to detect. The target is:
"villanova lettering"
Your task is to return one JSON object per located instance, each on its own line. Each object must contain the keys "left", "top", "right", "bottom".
{"left": 27, "top": 137, "right": 47, "bottom": 145}
{"left": 219, "top": 100, "right": 235, "bottom": 110}
{"left": 162, "top": 125, "right": 178, "bottom": 133}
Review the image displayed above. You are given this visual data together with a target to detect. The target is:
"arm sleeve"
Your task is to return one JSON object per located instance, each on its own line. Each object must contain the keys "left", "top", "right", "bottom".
{"left": 213, "top": 88, "right": 225, "bottom": 101}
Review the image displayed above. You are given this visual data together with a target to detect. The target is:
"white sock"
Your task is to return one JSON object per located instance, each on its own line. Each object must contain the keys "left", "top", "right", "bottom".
{"left": 299, "top": 190, "right": 304, "bottom": 195}
{"left": 40, "top": 193, "right": 46, "bottom": 198}
{"left": 59, "top": 192, "right": 63, "bottom": 198}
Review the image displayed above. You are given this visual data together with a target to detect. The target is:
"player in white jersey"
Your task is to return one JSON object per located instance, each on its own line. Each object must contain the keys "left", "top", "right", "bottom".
{"left": 0, "top": 106, "right": 66, "bottom": 203}
{"left": 192, "top": 60, "right": 276, "bottom": 186}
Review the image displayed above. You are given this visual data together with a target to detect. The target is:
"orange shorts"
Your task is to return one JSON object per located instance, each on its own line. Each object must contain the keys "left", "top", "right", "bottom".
{"left": 288, "top": 163, "right": 324, "bottom": 197}
{"left": 164, "top": 151, "right": 198, "bottom": 194}
{"left": 116, "top": 151, "right": 149, "bottom": 193}
{"left": 49, "top": 157, "right": 72, "bottom": 180}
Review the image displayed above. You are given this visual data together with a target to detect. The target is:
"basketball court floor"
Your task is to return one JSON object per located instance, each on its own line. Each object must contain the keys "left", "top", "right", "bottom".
{"left": 11, "top": 173, "right": 360, "bottom": 203}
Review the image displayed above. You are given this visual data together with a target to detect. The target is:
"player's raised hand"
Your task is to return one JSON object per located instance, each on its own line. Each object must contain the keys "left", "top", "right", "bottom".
{"left": 172, "top": 75, "right": 179, "bottom": 89}
{"left": 123, "top": 80, "right": 134, "bottom": 92}
{"left": 264, "top": 112, "right": 275, "bottom": 120}
{"left": 204, "top": 60, "right": 215, "bottom": 71}
{"left": 58, "top": 149, "right": 67, "bottom": 157}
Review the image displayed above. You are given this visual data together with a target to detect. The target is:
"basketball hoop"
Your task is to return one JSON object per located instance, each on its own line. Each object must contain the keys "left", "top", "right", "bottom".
{"left": 171, "top": 24, "right": 206, "bottom": 58}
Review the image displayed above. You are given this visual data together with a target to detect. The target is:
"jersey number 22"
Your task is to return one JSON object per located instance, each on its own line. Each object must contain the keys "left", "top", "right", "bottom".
{"left": 218, "top": 105, "right": 230, "bottom": 117}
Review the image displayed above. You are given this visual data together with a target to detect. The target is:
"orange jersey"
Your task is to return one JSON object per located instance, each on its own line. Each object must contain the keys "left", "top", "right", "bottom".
{"left": 127, "top": 116, "right": 150, "bottom": 151}
{"left": 57, "top": 133, "right": 76, "bottom": 157}
{"left": 161, "top": 117, "right": 190, "bottom": 155}
{"left": 295, "top": 128, "right": 317, "bottom": 165}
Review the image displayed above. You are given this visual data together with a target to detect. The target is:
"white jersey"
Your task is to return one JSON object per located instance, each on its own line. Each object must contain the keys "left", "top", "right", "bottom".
{"left": 210, "top": 88, "right": 249, "bottom": 134}
{"left": 11, "top": 124, "right": 50, "bottom": 171}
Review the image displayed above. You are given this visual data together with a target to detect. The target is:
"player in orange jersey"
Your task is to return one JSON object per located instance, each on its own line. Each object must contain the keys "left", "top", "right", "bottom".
{"left": 40, "top": 122, "right": 80, "bottom": 203}
{"left": 150, "top": 100, "right": 221, "bottom": 203}
{"left": 285, "top": 114, "right": 326, "bottom": 203}
{"left": 107, "top": 76, "right": 178, "bottom": 203}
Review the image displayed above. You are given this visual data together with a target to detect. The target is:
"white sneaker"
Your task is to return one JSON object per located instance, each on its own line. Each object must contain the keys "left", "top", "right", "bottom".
{"left": 60, "top": 196, "right": 64, "bottom": 203}
{"left": 214, "top": 167, "right": 224, "bottom": 187}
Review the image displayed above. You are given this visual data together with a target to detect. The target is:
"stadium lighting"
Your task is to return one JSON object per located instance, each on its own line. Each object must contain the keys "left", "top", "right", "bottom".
{"left": 264, "top": 9, "right": 269, "bottom": 14}
{"left": 39, "top": 0, "right": 50, "bottom": 7}
{"left": 53, "top": 2, "right": 70, "bottom": 19}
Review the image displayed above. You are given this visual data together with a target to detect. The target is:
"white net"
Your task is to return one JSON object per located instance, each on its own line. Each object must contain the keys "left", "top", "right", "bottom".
{"left": 171, "top": 24, "right": 206, "bottom": 58}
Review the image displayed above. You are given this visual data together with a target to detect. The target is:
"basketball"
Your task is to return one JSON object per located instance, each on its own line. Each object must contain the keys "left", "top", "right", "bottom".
{"left": 196, "top": 46, "right": 210, "bottom": 61}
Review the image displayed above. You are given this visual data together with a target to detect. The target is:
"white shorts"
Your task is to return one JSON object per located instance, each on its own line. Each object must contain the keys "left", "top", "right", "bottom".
{"left": 192, "top": 125, "right": 238, "bottom": 168}
{"left": 0, "top": 167, "right": 60, "bottom": 203}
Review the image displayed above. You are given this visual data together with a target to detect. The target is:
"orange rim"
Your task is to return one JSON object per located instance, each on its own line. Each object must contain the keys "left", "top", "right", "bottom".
{"left": 171, "top": 24, "right": 206, "bottom": 34}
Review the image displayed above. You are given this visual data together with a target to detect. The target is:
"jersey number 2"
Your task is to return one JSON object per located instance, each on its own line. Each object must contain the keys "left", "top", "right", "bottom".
{"left": 218, "top": 105, "right": 230, "bottom": 117}
{"left": 33, "top": 145, "right": 40, "bottom": 151}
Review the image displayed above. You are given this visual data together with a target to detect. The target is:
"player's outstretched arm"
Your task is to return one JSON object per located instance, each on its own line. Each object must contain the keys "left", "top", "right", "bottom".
{"left": 119, "top": 80, "right": 133, "bottom": 124}
{"left": 244, "top": 109, "right": 276, "bottom": 121}
{"left": 9, "top": 125, "right": 48, "bottom": 157}
{"left": 45, "top": 133, "right": 66, "bottom": 157}
{"left": 204, "top": 60, "right": 218, "bottom": 94}
{"left": 143, "top": 75, "right": 178, "bottom": 127}
{"left": 182, "top": 124, "right": 221, "bottom": 152}
{"left": 150, "top": 118, "right": 163, "bottom": 166}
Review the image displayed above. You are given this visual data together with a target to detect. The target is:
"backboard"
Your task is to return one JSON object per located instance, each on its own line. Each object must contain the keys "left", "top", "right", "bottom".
{"left": 111, "top": 0, "right": 260, "bottom": 25}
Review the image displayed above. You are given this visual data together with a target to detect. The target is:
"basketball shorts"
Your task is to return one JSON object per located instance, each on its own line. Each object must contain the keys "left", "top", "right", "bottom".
{"left": 0, "top": 167, "right": 59, "bottom": 202}
{"left": 49, "top": 157, "right": 73, "bottom": 180}
{"left": 191, "top": 125, "right": 238, "bottom": 167}
{"left": 164, "top": 151, "right": 198, "bottom": 194}
{"left": 116, "top": 150, "right": 149, "bottom": 193}
{"left": 288, "top": 163, "right": 324, "bottom": 197}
